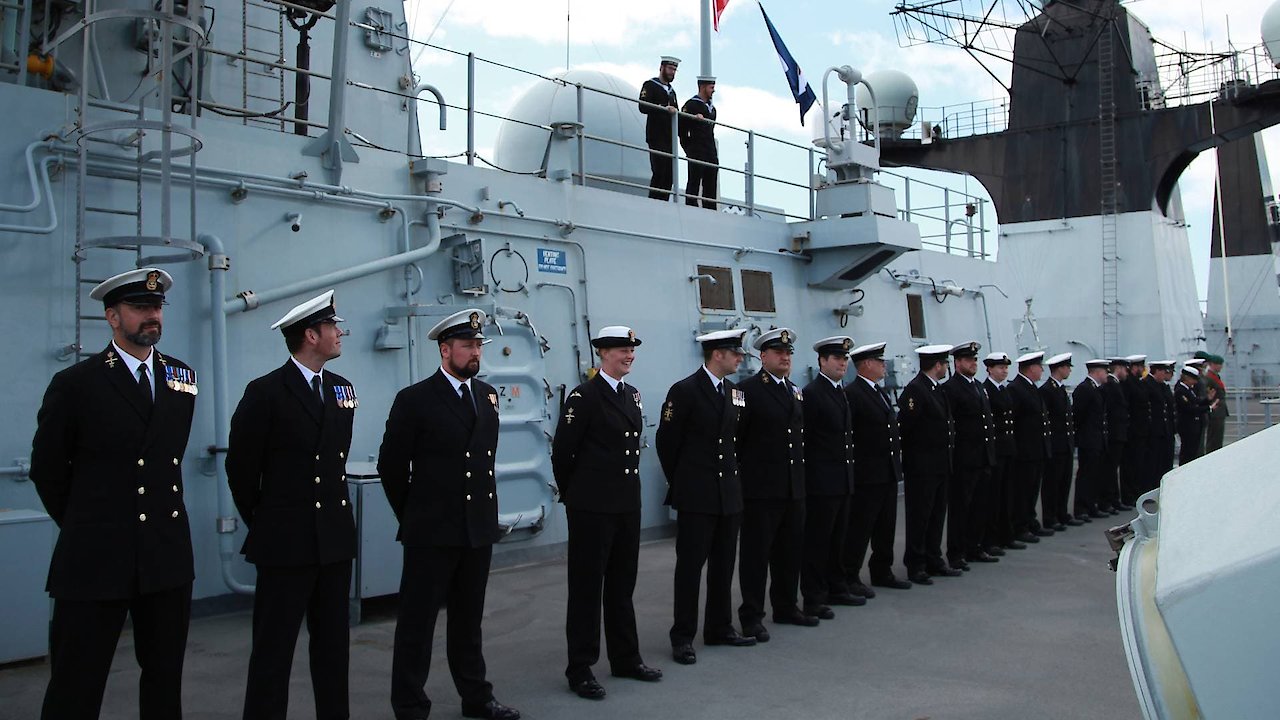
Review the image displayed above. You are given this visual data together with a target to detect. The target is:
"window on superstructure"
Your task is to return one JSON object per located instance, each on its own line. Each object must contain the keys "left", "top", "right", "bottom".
{"left": 696, "top": 265, "right": 735, "bottom": 311}
{"left": 741, "top": 270, "right": 776, "bottom": 314}
{"left": 906, "top": 293, "right": 926, "bottom": 339}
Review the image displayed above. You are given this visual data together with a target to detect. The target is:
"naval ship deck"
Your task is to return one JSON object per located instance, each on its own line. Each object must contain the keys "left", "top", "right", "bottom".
{"left": 0, "top": 497, "right": 1139, "bottom": 720}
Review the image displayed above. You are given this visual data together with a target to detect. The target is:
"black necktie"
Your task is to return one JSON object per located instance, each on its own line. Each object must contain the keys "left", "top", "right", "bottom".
{"left": 459, "top": 382, "right": 477, "bottom": 425}
{"left": 311, "top": 375, "right": 323, "bottom": 409}
{"left": 137, "top": 364, "right": 152, "bottom": 406}
{"left": 716, "top": 382, "right": 725, "bottom": 397}
{"left": 878, "top": 387, "right": 892, "bottom": 410}
{"left": 617, "top": 382, "right": 626, "bottom": 398}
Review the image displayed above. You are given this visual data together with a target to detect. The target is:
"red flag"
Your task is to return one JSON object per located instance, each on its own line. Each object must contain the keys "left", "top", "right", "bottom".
{"left": 713, "top": 0, "right": 729, "bottom": 31}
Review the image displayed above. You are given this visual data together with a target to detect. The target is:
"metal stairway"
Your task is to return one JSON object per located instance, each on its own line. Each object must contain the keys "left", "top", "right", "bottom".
{"left": 1098, "top": 17, "right": 1120, "bottom": 357}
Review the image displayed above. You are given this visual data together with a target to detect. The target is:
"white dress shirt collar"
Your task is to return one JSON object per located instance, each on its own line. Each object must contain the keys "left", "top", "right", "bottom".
{"left": 113, "top": 342, "right": 155, "bottom": 398}
{"left": 290, "top": 355, "right": 322, "bottom": 388}
{"left": 441, "top": 368, "right": 471, "bottom": 397}
{"left": 702, "top": 365, "right": 724, "bottom": 392}
{"left": 599, "top": 369, "right": 623, "bottom": 392}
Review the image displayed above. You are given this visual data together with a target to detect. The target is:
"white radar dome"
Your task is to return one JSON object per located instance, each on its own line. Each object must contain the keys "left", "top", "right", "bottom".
{"left": 1264, "top": 1, "right": 1280, "bottom": 69}
{"left": 854, "top": 69, "right": 919, "bottom": 140}
{"left": 493, "top": 70, "right": 649, "bottom": 195}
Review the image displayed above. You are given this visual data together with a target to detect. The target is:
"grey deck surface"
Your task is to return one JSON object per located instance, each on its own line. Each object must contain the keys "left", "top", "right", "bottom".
{"left": 0, "top": 500, "right": 1141, "bottom": 720}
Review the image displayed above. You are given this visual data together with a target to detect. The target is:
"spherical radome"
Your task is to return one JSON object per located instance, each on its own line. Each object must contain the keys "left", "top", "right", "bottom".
{"left": 493, "top": 70, "right": 650, "bottom": 195}
{"left": 1264, "top": 1, "right": 1280, "bottom": 69}
{"left": 854, "top": 69, "right": 919, "bottom": 139}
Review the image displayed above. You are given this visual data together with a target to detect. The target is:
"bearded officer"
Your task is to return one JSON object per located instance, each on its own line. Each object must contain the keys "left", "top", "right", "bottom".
{"left": 736, "top": 327, "right": 815, "bottom": 639}
{"left": 898, "top": 344, "right": 958, "bottom": 584}
{"left": 1040, "top": 353, "right": 1076, "bottom": 531}
{"left": 799, "top": 336, "right": 862, "bottom": 619}
{"left": 638, "top": 56, "right": 681, "bottom": 200}
{"left": 31, "top": 268, "right": 197, "bottom": 719}
{"left": 981, "top": 352, "right": 1021, "bottom": 554}
{"left": 227, "top": 290, "right": 357, "bottom": 720}
{"left": 379, "top": 309, "right": 520, "bottom": 720}
{"left": 657, "top": 329, "right": 756, "bottom": 666}
{"left": 1009, "top": 352, "right": 1051, "bottom": 541}
{"left": 941, "top": 341, "right": 997, "bottom": 569}
{"left": 1071, "top": 360, "right": 1110, "bottom": 522}
{"left": 842, "top": 342, "right": 910, "bottom": 595}
{"left": 552, "top": 326, "right": 661, "bottom": 700}
{"left": 1120, "top": 355, "right": 1150, "bottom": 506}
{"left": 1099, "top": 359, "right": 1131, "bottom": 514}
{"left": 1175, "top": 365, "right": 1209, "bottom": 466}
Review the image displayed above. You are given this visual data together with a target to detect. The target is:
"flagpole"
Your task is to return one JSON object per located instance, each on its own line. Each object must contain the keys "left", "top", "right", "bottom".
{"left": 700, "top": 0, "right": 713, "bottom": 78}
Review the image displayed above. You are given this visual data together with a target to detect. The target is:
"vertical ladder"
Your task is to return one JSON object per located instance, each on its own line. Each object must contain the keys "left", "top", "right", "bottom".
{"left": 1098, "top": 17, "right": 1120, "bottom": 357}
{"left": 241, "top": 0, "right": 286, "bottom": 131}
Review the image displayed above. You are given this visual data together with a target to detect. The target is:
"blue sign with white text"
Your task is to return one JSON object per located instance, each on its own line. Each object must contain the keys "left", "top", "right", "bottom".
{"left": 537, "top": 248, "right": 566, "bottom": 274}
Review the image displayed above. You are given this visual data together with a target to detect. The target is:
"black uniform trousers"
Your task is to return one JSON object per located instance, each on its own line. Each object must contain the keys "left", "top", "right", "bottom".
{"left": 244, "top": 561, "right": 351, "bottom": 720}
{"left": 1073, "top": 448, "right": 1104, "bottom": 516}
{"left": 1014, "top": 460, "right": 1043, "bottom": 533}
{"left": 1120, "top": 441, "right": 1145, "bottom": 506}
{"left": 800, "top": 494, "right": 850, "bottom": 605}
{"left": 648, "top": 146, "right": 673, "bottom": 201}
{"left": 983, "top": 458, "right": 1015, "bottom": 547}
{"left": 1177, "top": 434, "right": 1201, "bottom": 466}
{"left": 1041, "top": 453, "right": 1072, "bottom": 525}
{"left": 738, "top": 498, "right": 805, "bottom": 626}
{"left": 903, "top": 472, "right": 947, "bottom": 572}
{"left": 42, "top": 582, "right": 191, "bottom": 720}
{"left": 391, "top": 545, "right": 494, "bottom": 718}
{"left": 1100, "top": 442, "right": 1125, "bottom": 510}
{"left": 685, "top": 156, "right": 718, "bottom": 210}
{"left": 1144, "top": 438, "right": 1174, "bottom": 493}
{"left": 565, "top": 509, "right": 642, "bottom": 683}
{"left": 946, "top": 467, "right": 980, "bottom": 563}
{"left": 670, "top": 511, "right": 741, "bottom": 645}
{"left": 843, "top": 482, "right": 898, "bottom": 582}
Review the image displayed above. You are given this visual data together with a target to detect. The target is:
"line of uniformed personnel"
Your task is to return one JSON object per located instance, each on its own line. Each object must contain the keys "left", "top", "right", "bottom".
{"left": 27, "top": 267, "right": 1224, "bottom": 716}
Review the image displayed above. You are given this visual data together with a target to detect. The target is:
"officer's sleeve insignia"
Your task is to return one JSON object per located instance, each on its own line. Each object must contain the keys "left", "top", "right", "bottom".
{"left": 489, "top": 393, "right": 498, "bottom": 407}
{"left": 105, "top": 350, "right": 118, "bottom": 368}
{"left": 569, "top": 390, "right": 583, "bottom": 399}
{"left": 908, "top": 397, "right": 915, "bottom": 410}
{"left": 662, "top": 400, "right": 675, "bottom": 422}
{"left": 564, "top": 407, "right": 576, "bottom": 424}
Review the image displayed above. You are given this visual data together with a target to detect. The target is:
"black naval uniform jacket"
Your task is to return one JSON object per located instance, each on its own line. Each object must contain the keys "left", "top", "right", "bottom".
{"left": 942, "top": 375, "right": 996, "bottom": 470}
{"left": 1040, "top": 378, "right": 1075, "bottom": 455}
{"left": 378, "top": 370, "right": 502, "bottom": 548}
{"left": 1143, "top": 376, "right": 1173, "bottom": 439}
{"left": 656, "top": 369, "right": 743, "bottom": 515}
{"left": 1103, "top": 375, "right": 1130, "bottom": 445}
{"left": 1072, "top": 378, "right": 1108, "bottom": 452}
{"left": 1125, "top": 374, "right": 1151, "bottom": 443}
{"left": 30, "top": 346, "right": 196, "bottom": 600}
{"left": 736, "top": 370, "right": 806, "bottom": 500}
{"left": 226, "top": 361, "right": 357, "bottom": 567}
{"left": 1009, "top": 374, "right": 1049, "bottom": 461}
{"left": 551, "top": 373, "right": 643, "bottom": 513}
{"left": 845, "top": 377, "right": 903, "bottom": 485}
{"left": 897, "top": 373, "right": 954, "bottom": 477}
{"left": 800, "top": 376, "right": 855, "bottom": 496}
{"left": 639, "top": 78, "right": 678, "bottom": 148}
{"left": 678, "top": 97, "right": 718, "bottom": 163}
{"left": 983, "top": 379, "right": 1018, "bottom": 459}
{"left": 1174, "top": 381, "right": 1207, "bottom": 441}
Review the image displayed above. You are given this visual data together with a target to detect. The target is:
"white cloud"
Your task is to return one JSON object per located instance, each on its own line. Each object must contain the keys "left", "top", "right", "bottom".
{"left": 404, "top": 0, "right": 698, "bottom": 47}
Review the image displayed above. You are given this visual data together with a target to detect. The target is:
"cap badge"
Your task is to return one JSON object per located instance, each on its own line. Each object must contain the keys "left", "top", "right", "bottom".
{"left": 627, "top": 329, "right": 636, "bottom": 341}
{"left": 842, "top": 338, "right": 852, "bottom": 351}
{"left": 145, "top": 270, "right": 160, "bottom": 291}
{"left": 780, "top": 330, "right": 791, "bottom": 344}
{"left": 469, "top": 312, "right": 480, "bottom": 329}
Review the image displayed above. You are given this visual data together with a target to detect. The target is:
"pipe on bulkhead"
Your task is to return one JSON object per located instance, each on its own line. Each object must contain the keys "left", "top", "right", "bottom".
{"left": 199, "top": 232, "right": 255, "bottom": 594}
{"left": 0, "top": 156, "right": 58, "bottom": 234}
{"left": 407, "top": 82, "right": 447, "bottom": 155}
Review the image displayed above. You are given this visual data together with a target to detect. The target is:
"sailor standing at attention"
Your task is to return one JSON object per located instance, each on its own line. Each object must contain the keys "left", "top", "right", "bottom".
{"left": 1120, "top": 355, "right": 1150, "bottom": 507}
{"left": 638, "top": 56, "right": 681, "bottom": 201}
{"left": 679, "top": 76, "right": 719, "bottom": 210}
{"left": 552, "top": 326, "right": 662, "bottom": 700}
{"left": 1142, "top": 360, "right": 1175, "bottom": 493}
{"left": 981, "top": 352, "right": 1022, "bottom": 554}
{"left": 1174, "top": 365, "right": 1209, "bottom": 466}
{"left": 1099, "top": 358, "right": 1132, "bottom": 515}
{"left": 227, "top": 290, "right": 357, "bottom": 720}
{"left": 897, "top": 344, "right": 958, "bottom": 584}
{"left": 657, "top": 329, "right": 756, "bottom": 667}
{"left": 31, "top": 268, "right": 197, "bottom": 720}
{"left": 799, "top": 336, "right": 862, "bottom": 619}
{"left": 736, "top": 328, "right": 816, "bottom": 640}
{"left": 1039, "top": 353, "right": 1076, "bottom": 531}
{"left": 378, "top": 309, "right": 520, "bottom": 720}
{"left": 1008, "top": 352, "right": 1051, "bottom": 542}
{"left": 941, "top": 341, "right": 997, "bottom": 570}
{"left": 1071, "top": 359, "right": 1111, "bottom": 523}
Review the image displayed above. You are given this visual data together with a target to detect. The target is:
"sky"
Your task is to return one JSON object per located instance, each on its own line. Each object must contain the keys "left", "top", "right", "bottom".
{"left": 397, "top": 0, "right": 1280, "bottom": 304}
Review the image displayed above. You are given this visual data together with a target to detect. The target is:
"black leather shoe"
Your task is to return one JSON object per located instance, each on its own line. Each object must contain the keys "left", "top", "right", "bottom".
{"left": 968, "top": 551, "right": 999, "bottom": 563}
{"left": 1089, "top": 509, "right": 1108, "bottom": 519}
{"left": 1065, "top": 517, "right": 1086, "bottom": 526}
{"left": 1107, "top": 506, "right": 1121, "bottom": 515}
{"left": 1034, "top": 527, "right": 1055, "bottom": 537}
{"left": 462, "top": 700, "right": 521, "bottom": 720}
{"left": 1116, "top": 502, "right": 1134, "bottom": 512}
{"left": 773, "top": 609, "right": 820, "bottom": 626}
{"left": 984, "top": 545, "right": 1007, "bottom": 556}
{"left": 1006, "top": 538, "right": 1029, "bottom": 548}
{"left": 742, "top": 624, "right": 770, "bottom": 643}
{"left": 569, "top": 678, "right": 607, "bottom": 700}
{"left": 612, "top": 664, "right": 662, "bottom": 682}
{"left": 947, "top": 558, "right": 971, "bottom": 572}
{"left": 1051, "top": 522, "right": 1068, "bottom": 531}
{"left": 672, "top": 643, "right": 697, "bottom": 664}
{"left": 870, "top": 575, "right": 912, "bottom": 590}
{"left": 803, "top": 604, "right": 835, "bottom": 620}
{"left": 907, "top": 569, "right": 933, "bottom": 585}
{"left": 704, "top": 631, "right": 757, "bottom": 647}
{"left": 928, "top": 565, "right": 963, "bottom": 578}
{"left": 829, "top": 591, "right": 868, "bottom": 605}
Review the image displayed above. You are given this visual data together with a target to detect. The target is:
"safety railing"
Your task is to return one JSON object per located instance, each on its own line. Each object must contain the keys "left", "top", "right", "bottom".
{"left": 1223, "top": 387, "right": 1280, "bottom": 445}
{"left": 1149, "top": 42, "right": 1280, "bottom": 110}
